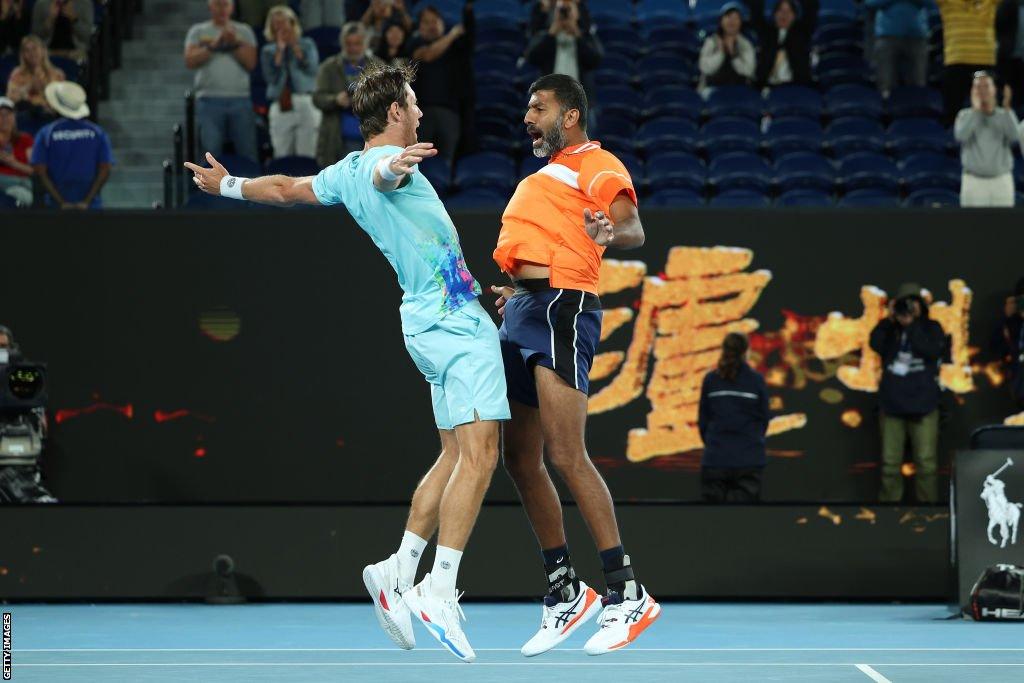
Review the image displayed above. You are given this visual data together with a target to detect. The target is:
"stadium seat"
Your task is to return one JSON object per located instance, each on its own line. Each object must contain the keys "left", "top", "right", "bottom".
{"left": 476, "top": 26, "right": 524, "bottom": 48}
{"left": 596, "top": 85, "right": 642, "bottom": 121}
{"left": 475, "top": 86, "right": 522, "bottom": 123}
{"left": 647, "top": 189, "right": 705, "bottom": 207}
{"left": 763, "top": 117, "right": 824, "bottom": 156}
{"left": 816, "top": 53, "right": 872, "bottom": 87}
{"left": 474, "top": 53, "right": 518, "bottom": 80}
{"left": 825, "top": 117, "right": 886, "bottom": 156}
{"left": 645, "top": 152, "right": 706, "bottom": 192}
{"left": 705, "top": 85, "right": 764, "bottom": 121}
{"left": 603, "top": 40, "right": 643, "bottom": 60}
{"left": 700, "top": 117, "right": 761, "bottom": 156}
{"left": 900, "top": 152, "right": 961, "bottom": 192}
{"left": 616, "top": 152, "right": 645, "bottom": 186}
{"left": 637, "top": 0, "right": 691, "bottom": 22}
{"left": 838, "top": 189, "right": 901, "bottom": 207}
{"left": 518, "top": 155, "right": 546, "bottom": 179}
{"left": 644, "top": 24, "right": 701, "bottom": 59}
{"left": 775, "top": 189, "right": 835, "bottom": 206}
{"left": 813, "top": 24, "right": 862, "bottom": 53}
{"left": 600, "top": 26, "right": 642, "bottom": 46}
{"left": 476, "top": 116, "right": 519, "bottom": 154}
{"left": 904, "top": 188, "right": 960, "bottom": 207}
{"left": 454, "top": 152, "right": 516, "bottom": 194}
{"left": 641, "top": 86, "right": 704, "bottom": 121}
{"left": 305, "top": 26, "right": 339, "bottom": 59}
{"left": 419, "top": 156, "right": 453, "bottom": 196}
{"left": 825, "top": 84, "right": 885, "bottom": 120}
{"left": 596, "top": 116, "right": 639, "bottom": 154}
{"left": 50, "top": 56, "right": 80, "bottom": 84}
{"left": 472, "top": 0, "right": 522, "bottom": 22}
{"left": 444, "top": 188, "right": 509, "bottom": 210}
{"left": 265, "top": 155, "right": 320, "bottom": 177}
{"left": 636, "top": 117, "right": 699, "bottom": 154}
{"left": 514, "top": 62, "right": 542, "bottom": 88}
{"left": 818, "top": 0, "right": 859, "bottom": 18}
{"left": 710, "top": 189, "right": 772, "bottom": 208}
{"left": 708, "top": 152, "right": 772, "bottom": 193}
{"left": 773, "top": 152, "right": 836, "bottom": 192}
{"left": 887, "top": 118, "right": 953, "bottom": 155}
{"left": 765, "top": 85, "right": 823, "bottom": 119}
{"left": 590, "top": 0, "right": 635, "bottom": 22}
{"left": 887, "top": 86, "right": 944, "bottom": 119}
{"left": 838, "top": 152, "right": 901, "bottom": 192}
{"left": 636, "top": 55, "right": 694, "bottom": 88}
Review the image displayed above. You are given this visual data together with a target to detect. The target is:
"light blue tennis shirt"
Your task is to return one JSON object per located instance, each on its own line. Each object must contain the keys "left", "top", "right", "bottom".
{"left": 312, "top": 145, "right": 481, "bottom": 335}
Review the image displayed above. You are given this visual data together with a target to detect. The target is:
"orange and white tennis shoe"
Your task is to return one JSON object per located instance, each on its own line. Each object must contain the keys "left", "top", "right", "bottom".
{"left": 521, "top": 581, "right": 603, "bottom": 656}
{"left": 583, "top": 586, "right": 661, "bottom": 655}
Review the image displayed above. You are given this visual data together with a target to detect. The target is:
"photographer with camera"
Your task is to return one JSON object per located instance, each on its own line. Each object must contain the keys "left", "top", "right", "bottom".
{"left": 0, "top": 325, "right": 55, "bottom": 503}
{"left": 869, "top": 283, "right": 947, "bottom": 503}
{"left": 525, "top": 0, "right": 603, "bottom": 110}
{"left": 991, "top": 276, "right": 1024, "bottom": 407}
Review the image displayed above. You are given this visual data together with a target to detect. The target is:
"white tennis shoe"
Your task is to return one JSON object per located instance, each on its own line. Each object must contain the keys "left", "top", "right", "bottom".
{"left": 362, "top": 554, "right": 415, "bottom": 650}
{"left": 521, "top": 581, "right": 603, "bottom": 656}
{"left": 404, "top": 573, "right": 476, "bottom": 662}
{"left": 583, "top": 586, "right": 661, "bottom": 655}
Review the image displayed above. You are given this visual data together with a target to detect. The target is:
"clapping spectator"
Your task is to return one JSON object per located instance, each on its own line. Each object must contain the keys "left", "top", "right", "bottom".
{"left": 5, "top": 35, "right": 65, "bottom": 124}
{"left": 301, "top": 0, "right": 346, "bottom": 28}
{"left": 374, "top": 20, "right": 410, "bottom": 66}
{"left": 185, "top": 0, "right": 259, "bottom": 162}
{"left": 31, "top": 81, "right": 113, "bottom": 209}
{"left": 361, "top": 0, "right": 412, "bottom": 44}
{"left": 0, "top": 0, "right": 30, "bottom": 56}
{"left": 313, "top": 22, "right": 379, "bottom": 167}
{"left": 954, "top": 70, "right": 1020, "bottom": 207}
{"left": 936, "top": 0, "right": 999, "bottom": 123}
{"left": 524, "top": 0, "right": 603, "bottom": 105}
{"left": 409, "top": 3, "right": 474, "bottom": 161}
{"left": 0, "top": 96, "right": 33, "bottom": 206}
{"left": 866, "top": 0, "right": 930, "bottom": 95}
{"left": 31, "top": 0, "right": 93, "bottom": 59}
{"left": 261, "top": 5, "right": 321, "bottom": 158}
{"left": 749, "top": 0, "right": 817, "bottom": 88}
{"left": 997, "top": 0, "right": 1024, "bottom": 113}
{"left": 699, "top": 2, "right": 757, "bottom": 92}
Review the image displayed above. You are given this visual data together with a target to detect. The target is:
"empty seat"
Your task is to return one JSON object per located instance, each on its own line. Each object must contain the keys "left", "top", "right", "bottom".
{"left": 765, "top": 85, "right": 823, "bottom": 119}
{"left": 774, "top": 152, "right": 836, "bottom": 192}
{"left": 454, "top": 152, "right": 516, "bottom": 193}
{"left": 708, "top": 152, "right": 773, "bottom": 193}
{"left": 645, "top": 152, "right": 706, "bottom": 192}
{"left": 825, "top": 84, "right": 885, "bottom": 120}
{"left": 904, "top": 188, "right": 960, "bottom": 207}
{"left": 839, "top": 152, "right": 901, "bottom": 192}
{"left": 646, "top": 189, "right": 705, "bottom": 207}
{"left": 900, "top": 152, "right": 961, "bottom": 192}
{"left": 826, "top": 117, "right": 886, "bottom": 156}
{"left": 776, "top": 189, "right": 835, "bottom": 206}
{"left": 518, "top": 155, "right": 547, "bottom": 179}
{"left": 701, "top": 117, "right": 761, "bottom": 155}
{"left": 763, "top": 117, "right": 824, "bottom": 156}
{"left": 637, "top": 117, "right": 699, "bottom": 154}
{"left": 887, "top": 118, "right": 953, "bottom": 155}
{"left": 444, "top": 188, "right": 510, "bottom": 210}
{"left": 888, "top": 86, "right": 944, "bottom": 119}
{"left": 636, "top": 54, "right": 694, "bottom": 88}
{"left": 637, "top": 0, "right": 691, "bottom": 21}
{"left": 596, "top": 85, "right": 642, "bottom": 121}
{"left": 419, "top": 155, "right": 453, "bottom": 196}
{"left": 838, "top": 189, "right": 901, "bottom": 207}
{"left": 705, "top": 85, "right": 763, "bottom": 120}
{"left": 642, "top": 86, "right": 704, "bottom": 121}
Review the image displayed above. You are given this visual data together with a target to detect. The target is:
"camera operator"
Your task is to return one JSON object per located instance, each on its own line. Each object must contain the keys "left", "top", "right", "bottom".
{"left": 0, "top": 325, "right": 55, "bottom": 503}
{"left": 991, "top": 276, "right": 1024, "bottom": 407}
{"left": 869, "top": 283, "right": 947, "bottom": 503}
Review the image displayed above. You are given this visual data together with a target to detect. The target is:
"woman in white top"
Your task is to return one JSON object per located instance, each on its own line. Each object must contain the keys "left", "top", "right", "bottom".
{"left": 698, "top": 1, "right": 757, "bottom": 92}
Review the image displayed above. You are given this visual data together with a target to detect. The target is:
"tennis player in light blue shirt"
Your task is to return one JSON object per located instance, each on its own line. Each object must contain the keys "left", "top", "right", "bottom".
{"left": 186, "top": 62, "right": 507, "bottom": 663}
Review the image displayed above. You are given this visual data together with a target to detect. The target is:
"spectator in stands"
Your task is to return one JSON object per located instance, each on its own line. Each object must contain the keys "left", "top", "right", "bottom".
{"left": 31, "top": 0, "right": 92, "bottom": 59}
{"left": 301, "top": 0, "right": 346, "bottom": 29}
{"left": 749, "top": 0, "right": 816, "bottom": 88}
{"left": 869, "top": 283, "right": 947, "bottom": 503}
{"left": 997, "top": 0, "right": 1024, "bottom": 112}
{"left": 374, "top": 20, "right": 410, "bottom": 66}
{"left": 991, "top": 276, "right": 1024, "bottom": 407}
{"left": 313, "top": 21, "right": 379, "bottom": 167}
{"left": 698, "top": 2, "right": 757, "bottom": 92}
{"left": 261, "top": 5, "right": 321, "bottom": 159}
{"left": 867, "top": 0, "right": 930, "bottom": 95}
{"left": 237, "top": 0, "right": 277, "bottom": 27}
{"left": 0, "top": 95, "right": 33, "bottom": 206}
{"left": 937, "top": 0, "right": 999, "bottom": 123}
{"left": 0, "top": 0, "right": 30, "bottom": 57}
{"left": 409, "top": 3, "right": 474, "bottom": 161}
{"left": 5, "top": 35, "right": 64, "bottom": 123}
{"left": 954, "top": 71, "right": 1020, "bottom": 206}
{"left": 524, "top": 0, "right": 603, "bottom": 107}
{"left": 31, "top": 81, "right": 112, "bottom": 209}
{"left": 185, "top": 0, "right": 259, "bottom": 163}
{"left": 361, "top": 0, "right": 412, "bottom": 44}
{"left": 698, "top": 332, "right": 770, "bottom": 503}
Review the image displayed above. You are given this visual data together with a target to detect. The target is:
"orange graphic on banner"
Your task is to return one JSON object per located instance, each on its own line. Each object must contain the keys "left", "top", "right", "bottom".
{"left": 590, "top": 248, "right": 807, "bottom": 463}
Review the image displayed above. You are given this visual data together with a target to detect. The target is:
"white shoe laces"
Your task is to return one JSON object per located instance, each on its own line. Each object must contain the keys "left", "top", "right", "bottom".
{"left": 598, "top": 600, "right": 627, "bottom": 629}
{"left": 444, "top": 590, "right": 467, "bottom": 623}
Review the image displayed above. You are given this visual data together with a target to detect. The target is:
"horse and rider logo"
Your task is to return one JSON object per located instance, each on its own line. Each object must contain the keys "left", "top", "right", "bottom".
{"left": 981, "top": 457, "right": 1023, "bottom": 549}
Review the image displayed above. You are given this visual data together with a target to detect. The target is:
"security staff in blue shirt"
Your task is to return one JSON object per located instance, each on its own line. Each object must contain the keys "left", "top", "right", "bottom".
{"left": 698, "top": 332, "right": 770, "bottom": 503}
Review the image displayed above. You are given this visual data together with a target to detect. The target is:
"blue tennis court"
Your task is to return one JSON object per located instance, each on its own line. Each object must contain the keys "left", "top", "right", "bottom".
{"left": 5, "top": 603, "right": 1022, "bottom": 682}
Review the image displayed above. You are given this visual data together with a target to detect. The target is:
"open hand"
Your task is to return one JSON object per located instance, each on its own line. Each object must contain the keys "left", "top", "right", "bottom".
{"left": 184, "top": 152, "right": 229, "bottom": 195}
{"left": 490, "top": 285, "right": 515, "bottom": 317}
{"left": 388, "top": 142, "right": 437, "bottom": 175}
{"left": 583, "top": 208, "right": 614, "bottom": 246}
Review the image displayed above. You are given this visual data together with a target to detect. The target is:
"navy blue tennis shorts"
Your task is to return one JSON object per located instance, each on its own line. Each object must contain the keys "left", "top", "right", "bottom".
{"left": 498, "top": 279, "right": 603, "bottom": 407}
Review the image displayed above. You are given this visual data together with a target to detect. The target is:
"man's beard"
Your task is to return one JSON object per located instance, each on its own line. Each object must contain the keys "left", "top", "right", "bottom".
{"left": 533, "top": 124, "right": 568, "bottom": 158}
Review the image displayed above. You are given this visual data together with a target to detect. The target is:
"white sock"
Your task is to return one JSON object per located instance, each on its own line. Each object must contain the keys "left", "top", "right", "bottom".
{"left": 429, "top": 545, "right": 463, "bottom": 597}
{"left": 396, "top": 530, "right": 428, "bottom": 586}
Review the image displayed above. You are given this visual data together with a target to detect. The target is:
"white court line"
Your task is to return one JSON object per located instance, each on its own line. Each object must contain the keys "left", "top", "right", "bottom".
{"left": 13, "top": 663, "right": 1024, "bottom": 668}
{"left": 15, "top": 647, "right": 1024, "bottom": 652}
{"left": 856, "top": 664, "right": 893, "bottom": 683}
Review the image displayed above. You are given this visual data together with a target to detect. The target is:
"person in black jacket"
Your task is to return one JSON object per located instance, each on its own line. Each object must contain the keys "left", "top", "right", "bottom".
{"left": 869, "top": 283, "right": 948, "bottom": 503}
{"left": 997, "top": 0, "right": 1024, "bottom": 112}
{"left": 748, "top": 0, "right": 818, "bottom": 88}
{"left": 524, "top": 1, "right": 603, "bottom": 109}
{"left": 698, "top": 332, "right": 770, "bottom": 503}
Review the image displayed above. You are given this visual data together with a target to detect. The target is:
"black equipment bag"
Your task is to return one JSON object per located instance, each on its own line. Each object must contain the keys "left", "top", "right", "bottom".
{"left": 968, "top": 564, "right": 1024, "bottom": 621}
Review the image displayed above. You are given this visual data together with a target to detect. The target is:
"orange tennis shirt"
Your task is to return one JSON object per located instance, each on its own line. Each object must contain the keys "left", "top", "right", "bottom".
{"left": 494, "top": 141, "right": 637, "bottom": 294}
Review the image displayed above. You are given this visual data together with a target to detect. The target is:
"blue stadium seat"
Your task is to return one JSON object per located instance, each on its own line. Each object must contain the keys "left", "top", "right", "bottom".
{"left": 476, "top": 116, "right": 519, "bottom": 154}
{"left": 637, "top": 0, "right": 691, "bottom": 22}
{"left": 641, "top": 86, "right": 704, "bottom": 121}
{"left": 515, "top": 62, "right": 542, "bottom": 88}
{"left": 818, "top": 0, "right": 859, "bottom": 18}
{"left": 265, "top": 155, "right": 320, "bottom": 177}
{"left": 887, "top": 118, "right": 953, "bottom": 155}
{"left": 444, "top": 188, "right": 509, "bottom": 210}
{"left": 838, "top": 153, "right": 901, "bottom": 192}
{"left": 600, "top": 26, "right": 642, "bottom": 46}
{"left": 813, "top": 24, "right": 862, "bottom": 53}
{"left": 476, "top": 86, "right": 522, "bottom": 122}
{"left": 419, "top": 155, "right": 453, "bottom": 196}
{"left": 825, "top": 84, "right": 885, "bottom": 120}
{"left": 636, "top": 117, "right": 699, "bottom": 154}
{"left": 50, "top": 56, "right": 80, "bottom": 84}
{"left": 826, "top": 117, "right": 886, "bottom": 156}
{"left": 763, "top": 117, "right": 824, "bottom": 156}
{"left": 646, "top": 189, "right": 705, "bottom": 207}
{"left": 644, "top": 24, "right": 701, "bottom": 59}
{"left": 305, "top": 26, "right": 339, "bottom": 59}
{"left": 518, "top": 155, "right": 547, "bottom": 179}
{"left": 473, "top": 0, "right": 523, "bottom": 22}
{"left": 900, "top": 152, "right": 961, "bottom": 192}
{"left": 603, "top": 40, "right": 643, "bottom": 60}
{"left": 454, "top": 152, "right": 516, "bottom": 194}
{"left": 838, "top": 189, "right": 901, "bottom": 207}
{"left": 598, "top": 54, "right": 637, "bottom": 78}
{"left": 596, "top": 85, "right": 642, "bottom": 121}
{"left": 474, "top": 53, "right": 518, "bottom": 79}
{"left": 816, "top": 53, "right": 872, "bottom": 87}
{"left": 765, "top": 85, "right": 823, "bottom": 119}
{"left": 904, "top": 188, "right": 960, "bottom": 207}
{"left": 775, "top": 189, "right": 835, "bottom": 207}
{"left": 708, "top": 152, "right": 773, "bottom": 193}
{"left": 645, "top": 152, "right": 706, "bottom": 192}
{"left": 596, "top": 116, "right": 638, "bottom": 155}
{"left": 476, "top": 26, "right": 524, "bottom": 48}
{"left": 773, "top": 152, "right": 836, "bottom": 192}
{"left": 636, "top": 55, "right": 694, "bottom": 88}
{"left": 616, "top": 152, "right": 645, "bottom": 186}
{"left": 700, "top": 117, "right": 761, "bottom": 156}
{"left": 705, "top": 85, "right": 763, "bottom": 121}
{"left": 590, "top": 0, "right": 636, "bottom": 22}
{"left": 887, "top": 86, "right": 944, "bottom": 119}
{"left": 710, "top": 189, "right": 772, "bottom": 208}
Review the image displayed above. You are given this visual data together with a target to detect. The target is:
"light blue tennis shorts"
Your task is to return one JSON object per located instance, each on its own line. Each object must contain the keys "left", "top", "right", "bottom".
{"left": 403, "top": 298, "right": 511, "bottom": 430}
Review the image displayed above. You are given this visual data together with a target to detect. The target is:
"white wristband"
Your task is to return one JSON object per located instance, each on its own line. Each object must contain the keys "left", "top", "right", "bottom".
{"left": 377, "top": 154, "right": 403, "bottom": 182}
{"left": 220, "top": 175, "right": 248, "bottom": 200}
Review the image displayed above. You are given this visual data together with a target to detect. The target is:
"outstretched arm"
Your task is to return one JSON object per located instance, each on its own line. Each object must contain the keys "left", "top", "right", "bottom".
{"left": 185, "top": 152, "right": 320, "bottom": 206}
{"left": 372, "top": 142, "right": 437, "bottom": 192}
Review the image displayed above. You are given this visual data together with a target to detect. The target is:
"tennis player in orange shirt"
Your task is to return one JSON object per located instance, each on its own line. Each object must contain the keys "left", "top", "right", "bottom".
{"left": 490, "top": 74, "right": 659, "bottom": 657}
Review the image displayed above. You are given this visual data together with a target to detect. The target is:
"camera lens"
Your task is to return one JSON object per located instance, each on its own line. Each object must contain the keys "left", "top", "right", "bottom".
{"left": 9, "top": 368, "right": 42, "bottom": 400}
